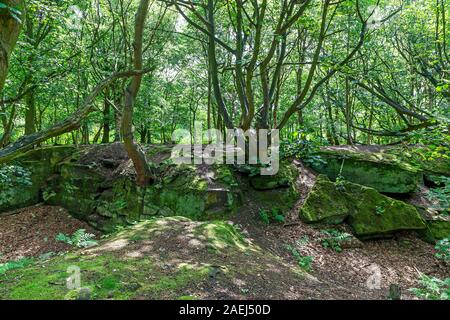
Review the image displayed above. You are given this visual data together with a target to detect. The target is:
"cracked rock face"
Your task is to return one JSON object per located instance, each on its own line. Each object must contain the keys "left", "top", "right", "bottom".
{"left": 300, "top": 175, "right": 426, "bottom": 238}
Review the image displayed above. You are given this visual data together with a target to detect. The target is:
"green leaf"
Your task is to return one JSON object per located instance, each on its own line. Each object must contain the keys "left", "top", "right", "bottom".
{"left": 10, "top": 12, "right": 21, "bottom": 24}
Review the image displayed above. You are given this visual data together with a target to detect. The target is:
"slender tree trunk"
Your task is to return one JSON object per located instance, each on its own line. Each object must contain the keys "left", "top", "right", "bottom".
{"left": 139, "top": 125, "right": 147, "bottom": 144}
{"left": 114, "top": 94, "right": 122, "bottom": 142}
{"left": 24, "top": 89, "right": 36, "bottom": 135}
{"left": 207, "top": 71, "right": 212, "bottom": 141}
{"left": 81, "top": 122, "right": 90, "bottom": 145}
{"left": 102, "top": 93, "right": 111, "bottom": 143}
{"left": 0, "top": 103, "right": 15, "bottom": 147}
{"left": 93, "top": 125, "right": 103, "bottom": 144}
{"left": 121, "top": 0, "right": 152, "bottom": 187}
{"left": 345, "top": 76, "right": 353, "bottom": 145}
{"left": 206, "top": 0, "right": 233, "bottom": 129}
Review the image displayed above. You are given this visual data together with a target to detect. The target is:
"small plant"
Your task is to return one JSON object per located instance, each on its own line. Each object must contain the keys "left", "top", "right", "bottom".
{"left": 286, "top": 245, "right": 313, "bottom": 272}
{"left": 43, "top": 188, "right": 57, "bottom": 201}
{"left": 56, "top": 229, "right": 98, "bottom": 248}
{"left": 320, "top": 229, "right": 351, "bottom": 253}
{"left": 240, "top": 288, "right": 250, "bottom": 295}
{"left": 375, "top": 206, "right": 385, "bottom": 216}
{"left": 334, "top": 158, "right": 348, "bottom": 192}
{"left": 215, "top": 165, "right": 239, "bottom": 187}
{"left": 0, "top": 257, "right": 34, "bottom": 275}
{"left": 435, "top": 238, "right": 450, "bottom": 261}
{"left": 113, "top": 199, "right": 127, "bottom": 210}
{"left": 160, "top": 158, "right": 174, "bottom": 167}
{"left": 335, "top": 174, "right": 346, "bottom": 191}
{"left": 409, "top": 274, "right": 450, "bottom": 300}
{"left": 63, "top": 182, "right": 79, "bottom": 195}
{"left": 259, "top": 208, "right": 285, "bottom": 225}
{"left": 427, "top": 176, "right": 450, "bottom": 214}
{"left": 280, "top": 130, "right": 327, "bottom": 167}
{"left": 248, "top": 166, "right": 261, "bottom": 177}
{"left": 295, "top": 235, "right": 310, "bottom": 247}
{"left": 237, "top": 164, "right": 261, "bottom": 177}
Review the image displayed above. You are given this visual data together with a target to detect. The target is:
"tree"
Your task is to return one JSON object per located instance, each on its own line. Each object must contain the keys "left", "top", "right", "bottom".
{"left": 0, "top": 0, "right": 24, "bottom": 93}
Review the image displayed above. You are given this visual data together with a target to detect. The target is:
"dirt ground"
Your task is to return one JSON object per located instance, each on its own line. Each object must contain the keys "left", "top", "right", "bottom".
{"left": 231, "top": 161, "right": 449, "bottom": 300}
{"left": 0, "top": 160, "right": 448, "bottom": 299}
{"left": 0, "top": 205, "right": 100, "bottom": 263}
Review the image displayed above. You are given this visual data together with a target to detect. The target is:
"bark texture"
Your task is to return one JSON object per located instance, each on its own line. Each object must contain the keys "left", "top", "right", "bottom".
{"left": 0, "top": 0, "right": 24, "bottom": 92}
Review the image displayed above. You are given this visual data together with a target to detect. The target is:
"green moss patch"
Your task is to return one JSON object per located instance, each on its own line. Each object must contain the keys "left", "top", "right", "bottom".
{"left": 310, "top": 148, "right": 423, "bottom": 193}
{"left": 300, "top": 175, "right": 350, "bottom": 224}
{"left": 0, "top": 216, "right": 307, "bottom": 300}
{"left": 299, "top": 175, "right": 426, "bottom": 238}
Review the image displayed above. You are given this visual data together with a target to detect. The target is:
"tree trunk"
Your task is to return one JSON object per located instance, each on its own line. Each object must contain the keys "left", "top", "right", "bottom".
{"left": 0, "top": 0, "right": 24, "bottom": 93}
{"left": 102, "top": 93, "right": 111, "bottom": 143}
{"left": 24, "top": 89, "right": 36, "bottom": 135}
{"left": 121, "top": 0, "right": 153, "bottom": 187}
{"left": 114, "top": 99, "right": 122, "bottom": 142}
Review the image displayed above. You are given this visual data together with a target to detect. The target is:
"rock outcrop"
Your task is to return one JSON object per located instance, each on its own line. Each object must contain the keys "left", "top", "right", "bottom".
{"left": 299, "top": 175, "right": 427, "bottom": 238}
{"left": 309, "top": 146, "right": 424, "bottom": 193}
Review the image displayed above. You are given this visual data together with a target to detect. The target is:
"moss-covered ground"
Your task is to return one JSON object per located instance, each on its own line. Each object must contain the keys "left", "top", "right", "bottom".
{"left": 0, "top": 217, "right": 308, "bottom": 300}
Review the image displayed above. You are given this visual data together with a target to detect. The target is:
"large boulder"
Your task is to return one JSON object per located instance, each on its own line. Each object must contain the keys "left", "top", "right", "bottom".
{"left": 249, "top": 161, "right": 299, "bottom": 190}
{"left": 245, "top": 161, "right": 300, "bottom": 213}
{"left": 345, "top": 184, "right": 427, "bottom": 238}
{"left": 44, "top": 144, "right": 242, "bottom": 231}
{"left": 299, "top": 175, "right": 427, "bottom": 238}
{"left": 382, "top": 145, "right": 450, "bottom": 182}
{"left": 309, "top": 146, "right": 423, "bottom": 193}
{"left": 299, "top": 175, "right": 351, "bottom": 224}
{"left": 416, "top": 208, "right": 450, "bottom": 242}
{"left": 424, "top": 216, "right": 450, "bottom": 241}
{"left": 144, "top": 164, "right": 241, "bottom": 221}
{"left": 0, "top": 146, "right": 76, "bottom": 213}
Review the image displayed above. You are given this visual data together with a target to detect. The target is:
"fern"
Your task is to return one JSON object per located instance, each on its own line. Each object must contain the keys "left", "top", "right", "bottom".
{"left": 410, "top": 275, "right": 450, "bottom": 300}
{"left": 259, "top": 208, "right": 285, "bottom": 225}
{"left": 286, "top": 244, "right": 313, "bottom": 272}
{"left": 435, "top": 238, "right": 450, "bottom": 261}
{"left": 56, "top": 229, "right": 98, "bottom": 248}
{"left": 321, "top": 229, "right": 351, "bottom": 253}
{"left": 0, "top": 257, "right": 33, "bottom": 275}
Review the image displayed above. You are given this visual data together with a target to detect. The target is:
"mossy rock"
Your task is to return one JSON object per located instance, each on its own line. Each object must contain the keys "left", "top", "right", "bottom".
{"left": 346, "top": 184, "right": 427, "bottom": 238}
{"left": 299, "top": 175, "right": 426, "bottom": 238}
{"left": 309, "top": 148, "right": 423, "bottom": 193}
{"left": 426, "top": 217, "right": 450, "bottom": 241}
{"left": 0, "top": 146, "right": 77, "bottom": 213}
{"left": 0, "top": 161, "right": 50, "bottom": 212}
{"left": 299, "top": 175, "right": 351, "bottom": 224}
{"left": 146, "top": 164, "right": 241, "bottom": 221}
{"left": 43, "top": 159, "right": 242, "bottom": 231}
{"left": 0, "top": 217, "right": 308, "bottom": 300}
{"left": 383, "top": 145, "right": 450, "bottom": 179}
{"left": 247, "top": 162, "right": 300, "bottom": 213}
{"left": 419, "top": 215, "right": 450, "bottom": 242}
{"left": 250, "top": 161, "right": 299, "bottom": 190}
{"left": 0, "top": 145, "right": 77, "bottom": 166}
{"left": 45, "top": 162, "right": 106, "bottom": 220}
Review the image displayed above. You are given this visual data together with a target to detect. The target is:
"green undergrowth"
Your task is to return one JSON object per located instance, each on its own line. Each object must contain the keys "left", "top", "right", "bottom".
{"left": 0, "top": 216, "right": 303, "bottom": 300}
